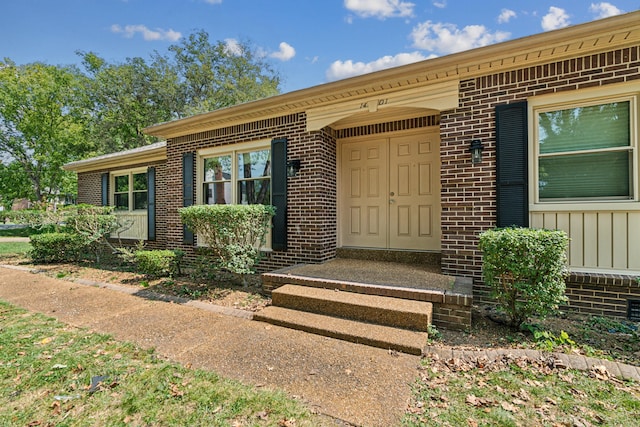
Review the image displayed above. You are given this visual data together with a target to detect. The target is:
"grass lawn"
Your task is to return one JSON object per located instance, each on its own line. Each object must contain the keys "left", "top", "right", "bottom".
{"left": 0, "top": 242, "right": 31, "bottom": 255}
{"left": 0, "top": 301, "right": 322, "bottom": 426}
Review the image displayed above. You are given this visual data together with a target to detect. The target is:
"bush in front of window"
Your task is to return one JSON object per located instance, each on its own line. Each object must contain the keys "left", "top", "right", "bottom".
{"left": 179, "top": 204, "right": 275, "bottom": 286}
{"left": 479, "top": 227, "right": 569, "bottom": 329}
{"left": 134, "top": 249, "right": 182, "bottom": 278}
{"left": 64, "top": 204, "right": 122, "bottom": 263}
{"left": 29, "top": 232, "right": 84, "bottom": 263}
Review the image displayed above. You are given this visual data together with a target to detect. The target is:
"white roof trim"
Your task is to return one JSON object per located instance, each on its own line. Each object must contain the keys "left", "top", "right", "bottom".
{"left": 63, "top": 141, "right": 166, "bottom": 173}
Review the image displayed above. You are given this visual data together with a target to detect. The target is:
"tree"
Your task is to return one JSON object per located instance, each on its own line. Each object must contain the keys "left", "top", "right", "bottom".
{"left": 0, "top": 60, "right": 89, "bottom": 204}
{"left": 79, "top": 30, "right": 282, "bottom": 155}
{"left": 78, "top": 52, "right": 182, "bottom": 152}
{"left": 167, "top": 31, "right": 281, "bottom": 115}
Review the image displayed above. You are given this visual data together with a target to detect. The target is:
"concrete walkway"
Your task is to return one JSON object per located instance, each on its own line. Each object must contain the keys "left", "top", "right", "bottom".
{"left": 1, "top": 265, "right": 639, "bottom": 426}
{"left": 0, "top": 266, "right": 418, "bottom": 426}
{"left": 0, "top": 236, "right": 29, "bottom": 242}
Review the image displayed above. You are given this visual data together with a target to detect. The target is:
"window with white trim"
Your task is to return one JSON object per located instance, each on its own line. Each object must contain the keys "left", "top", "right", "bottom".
{"left": 112, "top": 170, "right": 147, "bottom": 211}
{"left": 534, "top": 94, "right": 637, "bottom": 202}
{"left": 201, "top": 145, "right": 271, "bottom": 205}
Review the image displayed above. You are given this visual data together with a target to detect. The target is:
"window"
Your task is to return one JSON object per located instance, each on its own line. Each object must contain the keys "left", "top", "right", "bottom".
{"left": 112, "top": 171, "right": 147, "bottom": 211}
{"left": 201, "top": 145, "right": 271, "bottom": 205}
{"left": 534, "top": 94, "right": 636, "bottom": 202}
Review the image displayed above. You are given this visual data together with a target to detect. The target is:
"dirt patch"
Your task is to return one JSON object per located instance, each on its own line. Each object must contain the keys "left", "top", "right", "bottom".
{"left": 0, "top": 255, "right": 270, "bottom": 313}
{"left": 434, "top": 306, "right": 640, "bottom": 366}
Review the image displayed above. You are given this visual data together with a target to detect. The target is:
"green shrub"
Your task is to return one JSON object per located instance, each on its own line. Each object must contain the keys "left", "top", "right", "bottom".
{"left": 479, "top": 227, "right": 569, "bottom": 328}
{"left": 134, "top": 250, "right": 182, "bottom": 277}
{"left": 179, "top": 204, "right": 275, "bottom": 286}
{"left": 63, "top": 204, "right": 121, "bottom": 263}
{"left": 29, "top": 232, "right": 84, "bottom": 263}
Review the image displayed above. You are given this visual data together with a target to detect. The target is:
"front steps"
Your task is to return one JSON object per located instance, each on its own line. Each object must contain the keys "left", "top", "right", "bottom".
{"left": 254, "top": 284, "right": 432, "bottom": 355}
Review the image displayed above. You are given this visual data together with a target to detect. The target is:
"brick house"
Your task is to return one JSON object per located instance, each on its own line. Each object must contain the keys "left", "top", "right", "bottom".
{"left": 65, "top": 11, "right": 640, "bottom": 321}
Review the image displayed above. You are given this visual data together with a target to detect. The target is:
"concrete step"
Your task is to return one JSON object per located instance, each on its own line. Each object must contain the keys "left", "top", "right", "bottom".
{"left": 254, "top": 306, "right": 428, "bottom": 355}
{"left": 272, "top": 284, "right": 432, "bottom": 331}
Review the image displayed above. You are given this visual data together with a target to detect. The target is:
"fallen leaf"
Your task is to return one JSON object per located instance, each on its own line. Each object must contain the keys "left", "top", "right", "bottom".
{"left": 517, "top": 388, "right": 530, "bottom": 400}
{"left": 467, "top": 419, "right": 479, "bottom": 427}
{"left": 169, "top": 383, "right": 184, "bottom": 398}
{"left": 501, "top": 401, "right": 518, "bottom": 412}
{"left": 51, "top": 400, "right": 61, "bottom": 415}
{"left": 256, "top": 410, "right": 269, "bottom": 420}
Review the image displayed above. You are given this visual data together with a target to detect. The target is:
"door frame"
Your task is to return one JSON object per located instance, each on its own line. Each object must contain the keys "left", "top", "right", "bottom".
{"left": 336, "top": 127, "right": 441, "bottom": 251}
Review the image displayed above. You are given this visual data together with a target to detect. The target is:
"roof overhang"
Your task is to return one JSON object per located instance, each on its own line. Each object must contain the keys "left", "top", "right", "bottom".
{"left": 144, "top": 10, "right": 640, "bottom": 139}
{"left": 63, "top": 141, "right": 166, "bottom": 173}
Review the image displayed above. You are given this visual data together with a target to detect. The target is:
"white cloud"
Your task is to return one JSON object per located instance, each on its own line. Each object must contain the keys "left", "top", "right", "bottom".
{"left": 203, "top": 0, "right": 222, "bottom": 4}
{"left": 498, "top": 8, "right": 516, "bottom": 24}
{"left": 410, "top": 21, "right": 510, "bottom": 55}
{"left": 344, "top": 0, "right": 414, "bottom": 19}
{"left": 433, "top": 1, "right": 446, "bottom": 8}
{"left": 111, "top": 24, "right": 181, "bottom": 41}
{"left": 269, "top": 42, "right": 296, "bottom": 61}
{"left": 326, "top": 51, "right": 431, "bottom": 81}
{"left": 224, "top": 38, "right": 243, "bottom": 56}
{"left": 589, "top": 2, "right": 623, "bottom": 19}
{"left": 541, "top": 7, "right": 570, "bottom": 31}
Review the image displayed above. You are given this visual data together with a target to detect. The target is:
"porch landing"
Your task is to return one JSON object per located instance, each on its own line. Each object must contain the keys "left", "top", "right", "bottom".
{"left": 261, "top": 257, "right": 473, "bottom": 332}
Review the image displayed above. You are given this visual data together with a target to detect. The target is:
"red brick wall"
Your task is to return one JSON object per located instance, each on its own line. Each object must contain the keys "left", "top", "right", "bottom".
{"left": 77, "top": 172, "right": 102, "bottom": 206}
{"left": 439, "top": 45, "right": 640, "bottom": 304}
{"left": 164, "top": 113, "right": 339, "bottom": 270}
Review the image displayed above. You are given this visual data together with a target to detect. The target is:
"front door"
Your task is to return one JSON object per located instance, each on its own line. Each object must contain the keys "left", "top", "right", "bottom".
{"left": 339, "top": 130, "right": 441, "bottom": 251}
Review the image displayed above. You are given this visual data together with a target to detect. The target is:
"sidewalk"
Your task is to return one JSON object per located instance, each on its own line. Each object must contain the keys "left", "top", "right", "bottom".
{"left": 2, "top": 265, "right": 640, "bottom": 426}
{"left": 0, "top": 266, "right": 419, "bottom": 426}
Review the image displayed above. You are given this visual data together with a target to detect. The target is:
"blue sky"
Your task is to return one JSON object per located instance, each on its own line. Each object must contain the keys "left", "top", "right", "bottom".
{"left": 3, "top": 1, "right": 639, "bottom": 93}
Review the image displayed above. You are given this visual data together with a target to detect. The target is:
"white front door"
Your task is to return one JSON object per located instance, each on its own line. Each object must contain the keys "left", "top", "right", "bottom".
{"left": 339, "top": 130, "right": 441, "bottom": 251}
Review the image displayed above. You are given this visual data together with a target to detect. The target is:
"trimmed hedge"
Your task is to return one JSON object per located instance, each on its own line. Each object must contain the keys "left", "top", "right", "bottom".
{"left": 179, "top": 204, "right": 275, "bottom": 285}
{"left": 29, "top": 232, "right": 84, "bottom": 263}
{"left": 134, "top": 250, "right": 182, "bottom": 277}
{"left": 479, "top": 227, "right": 569, "bottom": 328}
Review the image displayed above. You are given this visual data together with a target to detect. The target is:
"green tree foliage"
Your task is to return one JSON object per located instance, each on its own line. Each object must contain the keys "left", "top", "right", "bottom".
{"left": 0, "top": 60, "right": 88, "bottom": 203}
{"left": 0, "top": 30, "right": 282, "bottom": 205}
{"left": 168, "top": 31, "right": 281, "bottom": 115}
{"left": 78, "top": 52, "right": 182, "bottom": 152}
{"left": 79, "top": 30, "right": 281, "bottom": 154}
{"left": 479, "top": 227, "right": 569, "bottom": 328}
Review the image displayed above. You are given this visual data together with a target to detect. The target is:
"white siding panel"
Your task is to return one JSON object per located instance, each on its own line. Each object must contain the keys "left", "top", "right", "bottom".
{"left": 597, "top": 213, "right": 613, "bottom": 268}
{"left": 569, "top": 213, "right": 584, "bottom": 267}
{"left": 612, "top": 212, "right": 628, "bottom": 269}
{"left": 629, "top": 212, "right": 640, "bottom": 270}
{"left": 112, "top": 213, "right": 147, "bottom": 241}
{"left": 531, "top": 209, "right": 640, "bottom": 273}
{"left": 583, "top": 213, "right": 598, "bottom": 268}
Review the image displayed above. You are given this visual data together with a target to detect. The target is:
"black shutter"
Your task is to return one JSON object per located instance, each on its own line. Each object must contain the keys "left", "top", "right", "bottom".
{"left": 101, "top": 173, "right": 109, "bottom": 206}
{"left": 271, "top": 138, "right": 287, "bottom": 251}
{"left": 495, "top": 101, "right": 529, "bottom": 228}
{"left": 147, "top": 167, "right": 156, "bottom": 241}
{"left": 182, "top": 152, "right": 194, "bottom": 244}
